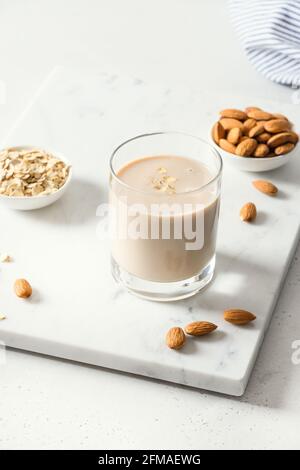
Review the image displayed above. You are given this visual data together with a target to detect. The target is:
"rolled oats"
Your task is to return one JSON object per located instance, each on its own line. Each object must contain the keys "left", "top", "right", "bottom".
{"left": 0, "top": 148, "right": 70, "bottom": 197}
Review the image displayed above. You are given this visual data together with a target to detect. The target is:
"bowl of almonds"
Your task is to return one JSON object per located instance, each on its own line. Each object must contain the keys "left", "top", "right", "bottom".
{"left": 210, "top": 107, "right": 299, "bottom": 172}
{"left": 0, "top": 146, "right": 72, "bottom": 210}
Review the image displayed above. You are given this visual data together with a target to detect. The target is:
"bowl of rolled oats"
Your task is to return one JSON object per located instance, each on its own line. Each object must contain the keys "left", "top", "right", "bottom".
{"left": 0, "top": 146, "right": 72, "bottom": 210}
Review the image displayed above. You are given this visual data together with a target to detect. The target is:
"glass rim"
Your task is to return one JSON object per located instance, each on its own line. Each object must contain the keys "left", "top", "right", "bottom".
{"left": 109, "top": 131, "right": 223, "bottom": 196}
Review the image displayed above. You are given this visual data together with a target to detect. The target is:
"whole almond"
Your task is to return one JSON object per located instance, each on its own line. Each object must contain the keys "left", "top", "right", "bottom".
{"left": 219, "top": 118, "right": 244, "bottom": 131}
{"left": 257, "top": 132, "right": 271, "bottom": 143}
{"left": 185, "top": 321, "right": 218, "bottom": 336}
{"left": 275, "top": 142, "right": 295, "bottom": 155}
{"left": 245, "top": 106, "right": 261, "bottom": 113}
{"left": 272, "top": 112, "right": 289, "bottom": 121}
{"left": 212, "top": 121, "right": 225, "bottom": 144}
{"left": 243, "top": 118, "right": 257, "bottom": 133}
{"left": 252, "top": 179, "right": 278, "bottom": 196}
{"left": 240, "top": 202, "right": 257, "bottom": 221}
{"left": 248, "top": 124, "right": 264, "bottom": 138}
{"left": 227, "top": 127, "right": 242, "bottom": 145}
{"left": 254, "top": 143, "right": 269, "bottom": 157}
{"left": 264, "top": 119, "right": 291, "bottom": 133}
{"left": 219, "top": 138, "right": 236, "bottom": 154}
{"left": 220, "top": 109, "right": 247, "bottom": 121}
{"left": 240, "top": 136, "right": 249, "bottom": 142}
{"left": 247, "top": 110, "right": 273, "bottom": 121}
{"left": 166, "top": 327, "right": 186, "bottom": 350}
{"left": 224, "top": 309, "right": 256, "bottom": 325}
{"left": 236, "top": 138, "right": 257, "bottom": 156}
{"left": 268, "top": 131, "right": 299, "bottom": 148}
{"left": 14, "top": 279, "right": 32, "bottom": 298}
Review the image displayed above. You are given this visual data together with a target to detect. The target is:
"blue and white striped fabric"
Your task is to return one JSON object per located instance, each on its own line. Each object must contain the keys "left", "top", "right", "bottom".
{"left": 229, "top": 0, "right": 300, "bottom": 87}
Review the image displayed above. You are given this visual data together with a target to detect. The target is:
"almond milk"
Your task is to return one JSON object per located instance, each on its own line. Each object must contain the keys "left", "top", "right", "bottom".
{"left": 110, "top": 155, "right": 220, "bottom": 283}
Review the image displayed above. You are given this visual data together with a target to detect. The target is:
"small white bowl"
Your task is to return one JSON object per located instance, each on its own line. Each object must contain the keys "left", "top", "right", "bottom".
{"left": 0, "top": 146, "right": 72, "bottom": 210}
{"left": 209, "top": 134, "right": 297, "bottom": 172}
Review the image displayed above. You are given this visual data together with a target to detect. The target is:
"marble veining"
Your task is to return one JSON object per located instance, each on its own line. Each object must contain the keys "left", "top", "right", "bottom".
{"left": 0, "top": 66, "right": 299, "bottom": 396}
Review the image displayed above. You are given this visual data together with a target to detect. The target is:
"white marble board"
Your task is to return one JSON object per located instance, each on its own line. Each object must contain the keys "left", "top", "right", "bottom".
{"left": 0, "top": 66, "right": 299, "bottom": 396}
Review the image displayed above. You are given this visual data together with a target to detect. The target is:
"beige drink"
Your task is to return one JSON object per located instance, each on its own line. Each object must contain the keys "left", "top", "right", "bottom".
{"left": 109, "top": 132, "right": 222, "bottom": 301}
{"left": 110, "top": 155, "right": 220, "bottom": 282}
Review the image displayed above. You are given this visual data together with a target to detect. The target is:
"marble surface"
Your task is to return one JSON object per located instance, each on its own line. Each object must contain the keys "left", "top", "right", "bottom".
{"left": 0, "top": 66, "right": 299, "bottom": 397}
{"left": 1, "top": 0, "right": 300, "bottom": 450}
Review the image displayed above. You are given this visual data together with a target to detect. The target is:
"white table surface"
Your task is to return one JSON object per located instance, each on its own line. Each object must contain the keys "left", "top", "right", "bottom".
{"left": 0, "top": 0, "right": 299, "bottom": 450}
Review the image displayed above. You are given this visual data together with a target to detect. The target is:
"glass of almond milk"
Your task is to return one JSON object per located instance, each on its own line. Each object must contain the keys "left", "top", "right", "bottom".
{"left": 109, "top": 132, "right": 222, "bottom": 301}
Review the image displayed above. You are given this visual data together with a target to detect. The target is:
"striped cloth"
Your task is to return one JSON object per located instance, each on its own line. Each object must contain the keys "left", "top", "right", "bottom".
{"left": 229, "top": 0, "right": 300, "bottom": 87}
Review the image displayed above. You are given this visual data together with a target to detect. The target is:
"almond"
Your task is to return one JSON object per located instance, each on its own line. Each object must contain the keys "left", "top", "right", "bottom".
{"left": 166, "top": 327, "right": 186, "bottom": 350}
{"left": 268, "top": 131, "right": 299, "bottom": 148}
{"left": 185, "top": 321, "right": 218, "bottom": 336}
{"left": 14, "top": 278, "right": 32, "bottom": 298}
{"left": 272, "top": 112, "right": 289, "bottom": 121}
{"left": 244, "top": 106, "right": 261, "bottom": 113}
{"left": 224, "top": 309, "right": 256, "bottom": 325}
{"left": 240, "top": 202, "right": 257, "bottom": 221}
{"left": 252, "top": 179, "right": 278, "bottom": 196}
{"left": 227, "top": 127, "right": 242, "bottom": 145}
{"left": 219, "top": 118, "right": 244, "bottom": 131}
{"left": 236, "top": 138, "right": 257, "bottom": 156}
{"left": 243, "top": 118, "right": 257, "bottom": 133}
{"left": 219, "top": 138, "right": 236, "bottom": 154}
{"left": 254, "top": 143, "right": 269, "bottom": 157}
{"left": 248, "top": 124, "right": 264, "bottom": 138}
{"left": 257, "top": 132, "right": 271, "bottom": 143}
{"left": 220, "top": 109, "right": 247, "bottom": 121}
{"left": 212, "top": 122, "right": 225, "bottom": 144}
{"left": 275, "top": 142, "right": 295, "bottom": 155}
{"left": 247, "top": 110, "right": 273, "bottom": 121}
{"left": 264, "top": 119, "right": 291, "bottom": 134}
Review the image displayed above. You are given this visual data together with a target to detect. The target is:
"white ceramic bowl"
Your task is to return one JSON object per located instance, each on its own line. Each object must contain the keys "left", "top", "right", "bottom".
{"left": 0, "top": 146, "right": 72, "bottom": 210}
{"left": 209, "top": 134, "right": 297, "bottom": 172}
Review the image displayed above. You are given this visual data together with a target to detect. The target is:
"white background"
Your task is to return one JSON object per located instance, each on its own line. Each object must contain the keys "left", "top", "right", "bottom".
{"left": 0, "top": 0, "right": 300, "bottom": 449}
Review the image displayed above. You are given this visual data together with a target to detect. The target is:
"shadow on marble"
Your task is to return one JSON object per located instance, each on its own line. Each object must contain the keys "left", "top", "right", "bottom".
{"left": 15, "top": 177, "right": 105, "bottom": 227}
{"left": 173, "top": 252, "right": 272, "bottom": 324}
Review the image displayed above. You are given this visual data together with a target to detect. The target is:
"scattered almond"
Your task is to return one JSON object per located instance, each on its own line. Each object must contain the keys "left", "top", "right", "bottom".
{"left": 224, "top": 309, "right": 256, "bottom": 325}
{"left": 252, "top": 179, "right": 278, "bottom": 196}
{"left": 14, "top": 278, "right": 32, "bottom": 298}
{"left": 275, "top": 142, "right": 295, "bottom": 155}
{"left": 227, "top": 127, "right": 242, "bottom": 145}
{"left": 240, "top": 202, "right": 257, "bottom": 222}
{"left": 185, "top": 321, "right": 217, "bottom": 336}
{"left": 236, "top": 138, "right": 257, "bottom": 156}
{"left": 0, "top": 253, "right": 11, "bottom": 262}
{"left": 254, "top": 143, "right": 269, "bottom": 157}
{"left": 166, "top": 327, "right": 186, "bottom": 350}
{"left": 220, "top": 109, "right": 247, "bottom": 121}
{"left": 0, "top": 313, "right": 6, "bottom": 321}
